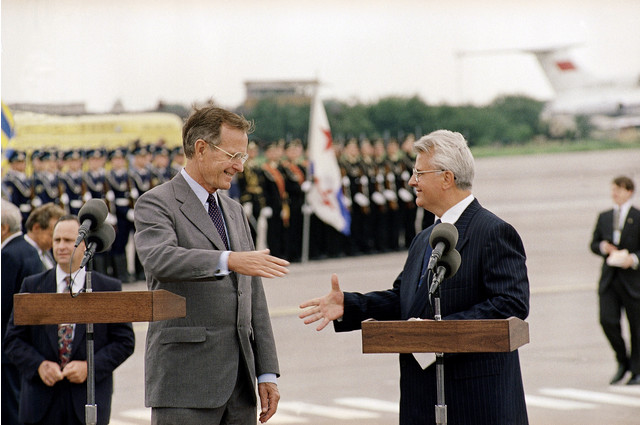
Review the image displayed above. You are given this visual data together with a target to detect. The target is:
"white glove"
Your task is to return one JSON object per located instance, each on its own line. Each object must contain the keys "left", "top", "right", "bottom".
{"left": 260, "top": 206, "right": 273, "bottom": 219}
{"left": 383, "top": 189, "right": 398, "bottom": 202}
{"left": 301, "top": 181, "right": 312, "bottom": 192}
{"left": 106, "top": 213, "right": 118, "bottom": 226}
{"left": 371, "top": 191, "right": 386, "bottom": 206}
{"left": 398, "top": 188, "right": 414, "bottom": 203}
{"left": 126, "top": 209, "right": 135, "bottom": 222}
{"left": 243, "top": 202, "right": 253, "bottom": 217}
{"left": 354, "top": 192, "right": 370, "bottom": 207}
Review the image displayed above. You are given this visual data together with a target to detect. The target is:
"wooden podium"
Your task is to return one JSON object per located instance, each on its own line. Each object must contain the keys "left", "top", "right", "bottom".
{"left": 361, "top": 316, "right": 529, "bottom": 354}
{"left": 361, "top": 317, "right": 529, "bottom": 425}
{"left": 13, "top": 290, "right": 186, "bottom": 325}
{"left": 13, "top": 288, "right": 186, "bottom": 424}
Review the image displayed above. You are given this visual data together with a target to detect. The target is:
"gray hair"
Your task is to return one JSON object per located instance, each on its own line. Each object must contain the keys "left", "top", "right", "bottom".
{"left": 1, "top": 200, "right": 23, "bottom": 234}
{"left": 414, "top": 130, "right": 475, "bottom": 190}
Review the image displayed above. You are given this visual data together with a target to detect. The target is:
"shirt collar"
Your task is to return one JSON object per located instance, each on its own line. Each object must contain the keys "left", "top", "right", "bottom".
{"left": 437, "top": 194, "right": 475, "bottom": 224}
{"left": 1, "top": 232, "right": 22, "bottom": 250}
{"left": 180, "top": 168, "right": 218, "bottom": 210}
{"left": 56, "top": 265, "right": 86, "bottom": 294}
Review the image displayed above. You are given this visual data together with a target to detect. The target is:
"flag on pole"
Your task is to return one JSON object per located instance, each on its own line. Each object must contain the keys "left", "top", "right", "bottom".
{"left": 306, "top": 94, "right": 351, "bottom": 235}
{"left": 2, "top": 101, "right": 15, "bottom": 151}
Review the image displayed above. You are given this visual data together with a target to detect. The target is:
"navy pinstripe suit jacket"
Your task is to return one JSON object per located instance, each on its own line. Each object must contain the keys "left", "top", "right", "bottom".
{"left": 335, "top": 199, "right": 530, "bottom": 425}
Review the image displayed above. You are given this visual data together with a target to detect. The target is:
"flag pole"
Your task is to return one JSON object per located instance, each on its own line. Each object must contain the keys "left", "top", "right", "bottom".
{"left": 301, "top": 85, "right": 319, "bottom": 264}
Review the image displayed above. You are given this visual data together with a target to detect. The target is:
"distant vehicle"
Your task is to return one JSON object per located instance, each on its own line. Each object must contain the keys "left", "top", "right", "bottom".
{"left": 5, "top": 111, "right": 183, "bottom": 153}
{"left": 458, "top": 45, "right": 640, "bottom": 135}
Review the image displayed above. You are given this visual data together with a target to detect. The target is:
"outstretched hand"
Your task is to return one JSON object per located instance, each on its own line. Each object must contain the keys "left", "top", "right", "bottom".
{"left": 299, "top": 273, "right": 345, "bottom": 331}
{"left": 228, "top": 249, "right": 290, "bottom": 278}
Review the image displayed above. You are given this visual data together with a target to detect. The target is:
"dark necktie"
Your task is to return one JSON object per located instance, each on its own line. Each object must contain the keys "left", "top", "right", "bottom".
{"left": 58, "top": 276, "right": 73, "bottom": 368}
{"left": 418, "top": 219, "right": 441, "bottom": 288}
{"left": 207, "top": 194, "right": 229, "bottom": 250}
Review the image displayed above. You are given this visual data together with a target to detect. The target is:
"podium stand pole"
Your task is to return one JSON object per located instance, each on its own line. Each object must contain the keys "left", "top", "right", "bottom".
{"left": 432, "top": 289, "right": 447, "bottom": 425}
{"left": 84, "top": 260, "right": 98, "bottom": 425}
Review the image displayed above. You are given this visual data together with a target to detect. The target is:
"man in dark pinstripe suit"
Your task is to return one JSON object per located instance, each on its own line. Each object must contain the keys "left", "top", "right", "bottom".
{"left": 300, "top": 130, "right": 530, "bottom": 425}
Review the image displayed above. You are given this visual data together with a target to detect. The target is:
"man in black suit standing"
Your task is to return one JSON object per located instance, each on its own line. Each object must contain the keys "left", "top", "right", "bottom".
{"left": 590, "top": 176, "right": 640, "bottom": 385}
{"left": 1, "top": 200, "right": 44, "bottom": 425}
{"left": 300, "top": 129, "right": 530, "bottom": 425}
{"left": 3, "top": 215, "right": 135, "bottom": 425}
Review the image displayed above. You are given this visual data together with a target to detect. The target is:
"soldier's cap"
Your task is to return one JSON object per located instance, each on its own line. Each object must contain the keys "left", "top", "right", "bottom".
{"left": 63, "top": 149, "right": 83, "bottom": 160}
{"left": 86, "top": 148, "right": 106, "bottom": 158}
{"left": 6, "top": 150, "right": 27, "bottom": 163}
{"left": 109, "top": 147, "right": 128, "bottom": 160}
{"left": 131, "top": 144, "right": 150, "bottom": 156}
{"left": 152, "top": 145, "right": 170, "bottom": 156}
{"left": 39, "top": 150, "right": 57, "bottom": 161}
{"left": 171, "top": 146, "right": 184, "bottom": 157}
{"left": 285, "top": 139, "right": 302, "bottom": 149}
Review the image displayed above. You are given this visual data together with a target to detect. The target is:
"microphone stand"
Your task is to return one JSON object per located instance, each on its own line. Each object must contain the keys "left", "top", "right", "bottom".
{"left": 432, "top": 284, "right": 447, "bottom": 425}
{"left": 84, "top": 257, "right": 98, "bottom": 425}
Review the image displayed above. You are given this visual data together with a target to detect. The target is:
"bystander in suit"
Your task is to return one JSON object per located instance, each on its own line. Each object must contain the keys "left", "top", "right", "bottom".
{"left": 23, "top": 203, "right": 65, "bottom": 270}
{"left": 590, "top": 175, "right": 640, "bottom": 385}
{"left": 3, "top": 215, "right": 135, "bottom": 425}
{"left": 1, "top": 200, "right": 44, "bottom": 425}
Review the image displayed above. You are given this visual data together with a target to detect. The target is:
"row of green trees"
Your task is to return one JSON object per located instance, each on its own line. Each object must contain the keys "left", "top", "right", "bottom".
{"left": 236, "top": 95, "right": 560, "bottom": 147}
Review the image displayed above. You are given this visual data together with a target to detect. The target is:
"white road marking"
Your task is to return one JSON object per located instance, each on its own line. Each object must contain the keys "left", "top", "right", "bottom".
{"left": 335, "top": 397, "right": 399, "bottom": 413}
{"left": 526, "top": 394, "right": 596, "bottom": 410}
{"left": 278, "top": 401, "right": 380, "bottom": 419}
{"left": 540, "top": 388, "right": 640, "bottom": 407}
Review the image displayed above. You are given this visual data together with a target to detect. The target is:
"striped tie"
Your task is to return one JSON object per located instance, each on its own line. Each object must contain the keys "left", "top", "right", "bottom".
{"left": 58, "top": 276, "right": 73, "bottom": 368}
{"left": 207, "top": 194, "right": 229, "bottom": 250}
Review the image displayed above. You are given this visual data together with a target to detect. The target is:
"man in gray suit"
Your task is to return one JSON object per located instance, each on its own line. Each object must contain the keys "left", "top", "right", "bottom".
{"left": 134, "top": 106, "right": 290, "bottom": 424}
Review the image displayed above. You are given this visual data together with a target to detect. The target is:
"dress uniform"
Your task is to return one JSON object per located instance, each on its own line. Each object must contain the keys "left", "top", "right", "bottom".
{"left": 32, "top": 150, "right": 61, "bottom": 208}
{"left": 59, "top": 149, "right": 86, "bottom": 216}
{"left": 2, "top": 150, "right": 33, "bottom": 229}
{"left": 128, "top": 145, "right": 152, "bottom": 281}
{"left": 106, "top": 147, "right": 134, "bottom": 282}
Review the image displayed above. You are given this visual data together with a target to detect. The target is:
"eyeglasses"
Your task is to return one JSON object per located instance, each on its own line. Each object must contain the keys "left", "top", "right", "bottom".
{"left": 412, "top": 168, "right": 444, "bottom": 182}
{"left": 212, "top": 144, "right": 249, "bottom": 165}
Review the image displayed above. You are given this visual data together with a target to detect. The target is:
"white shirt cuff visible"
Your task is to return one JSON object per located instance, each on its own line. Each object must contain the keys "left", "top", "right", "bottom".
{"left": 258, "top": 373, "right": 278, "bottom": 384}
{"left": 215, "top": 251, "right": 231, "bottom": 276}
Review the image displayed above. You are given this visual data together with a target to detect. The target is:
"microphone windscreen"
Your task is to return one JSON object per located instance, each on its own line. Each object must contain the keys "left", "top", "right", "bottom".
{"left": 429, "top": 223, "right": 459, "bottom": 251}
{"left": 78, "top": 199, "right": 109, "bottom": 230}
{"left": 85, "top": 223, "right": 116, "bottom": 253}
{"left": 440, "top": 249, "right": 461, "bottom": 278}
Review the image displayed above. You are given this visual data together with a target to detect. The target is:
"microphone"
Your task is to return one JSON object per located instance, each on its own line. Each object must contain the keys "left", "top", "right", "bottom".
{"left": 75, "top": 199, "right": 109, "bottom": 247}
{"left": 79, "top": 222, "right": 116, "bottom": 269}
{"left": 427, "top": 223, "right": 459, "bottom": 272}
{"left": 429, "top": 249, "right": 461, "bottom": 296}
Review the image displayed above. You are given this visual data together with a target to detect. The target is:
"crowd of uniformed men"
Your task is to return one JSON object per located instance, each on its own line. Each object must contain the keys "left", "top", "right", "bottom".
{"left": 2, "top": 134, "right": 434, "bottom": 280}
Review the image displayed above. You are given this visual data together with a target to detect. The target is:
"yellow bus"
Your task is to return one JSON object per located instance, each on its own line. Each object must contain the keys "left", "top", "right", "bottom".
{"left": 6, "top": 111, "right": 183, "bottom": 153}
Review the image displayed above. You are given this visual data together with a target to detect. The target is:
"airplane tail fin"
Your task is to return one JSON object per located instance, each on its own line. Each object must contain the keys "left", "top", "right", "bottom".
{"left": 529, "top": 46, "right": 593, "bottom": 93}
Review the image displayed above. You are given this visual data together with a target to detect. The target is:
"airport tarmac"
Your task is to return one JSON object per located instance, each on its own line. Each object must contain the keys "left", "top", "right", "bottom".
{"left": 110, "top": 148, "right": 640, "bottom": 425}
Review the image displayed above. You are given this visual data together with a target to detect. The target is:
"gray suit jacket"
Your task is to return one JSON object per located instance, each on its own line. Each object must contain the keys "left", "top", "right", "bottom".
{"left": 134, "top": 173, "right": 279, "bottom": 409}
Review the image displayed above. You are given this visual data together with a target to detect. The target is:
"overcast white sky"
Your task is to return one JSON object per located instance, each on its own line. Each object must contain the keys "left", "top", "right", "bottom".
{"left": 1, "top": 0, "right": 639, "bottom": 112}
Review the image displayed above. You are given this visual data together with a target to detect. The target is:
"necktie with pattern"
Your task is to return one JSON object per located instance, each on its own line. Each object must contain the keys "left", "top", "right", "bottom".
{"left": 207, "top": 194, "right": 229, "bottom": 250}
{"left": 58, "top": 276, "right": 74, "bottom": 368}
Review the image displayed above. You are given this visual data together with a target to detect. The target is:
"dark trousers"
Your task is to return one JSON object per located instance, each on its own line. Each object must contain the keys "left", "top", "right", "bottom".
{"left": 26, "top": 383, "right": 83, "bottom": 425}
{"left": 600, "top": 278, "right": 641, "bottom": 374}
{"left": 2, "top": 362, "right": 21, "bottom": 425}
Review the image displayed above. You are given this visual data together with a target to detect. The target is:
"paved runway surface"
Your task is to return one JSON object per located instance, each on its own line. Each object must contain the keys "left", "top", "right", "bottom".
{"left": 110, "top": 148, "right": 640, "bottom": 425}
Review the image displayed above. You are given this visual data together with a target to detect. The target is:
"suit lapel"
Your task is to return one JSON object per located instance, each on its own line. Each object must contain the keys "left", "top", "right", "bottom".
{"left": 405, "top": 200, "right": 481, "bottom": 318}
{"left": 218, "top": 193, "right": 242, "bottom": 251}
{"left": 172, "top": 175, "right": 228, "bottom": 251}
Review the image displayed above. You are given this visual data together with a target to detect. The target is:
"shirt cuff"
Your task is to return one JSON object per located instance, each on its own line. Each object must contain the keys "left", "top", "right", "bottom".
{"left": 257, "top": 373, "right": 278, "bottom": 384}
{"left": 215, "top": 251, "right": 231, "bottom": 276}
